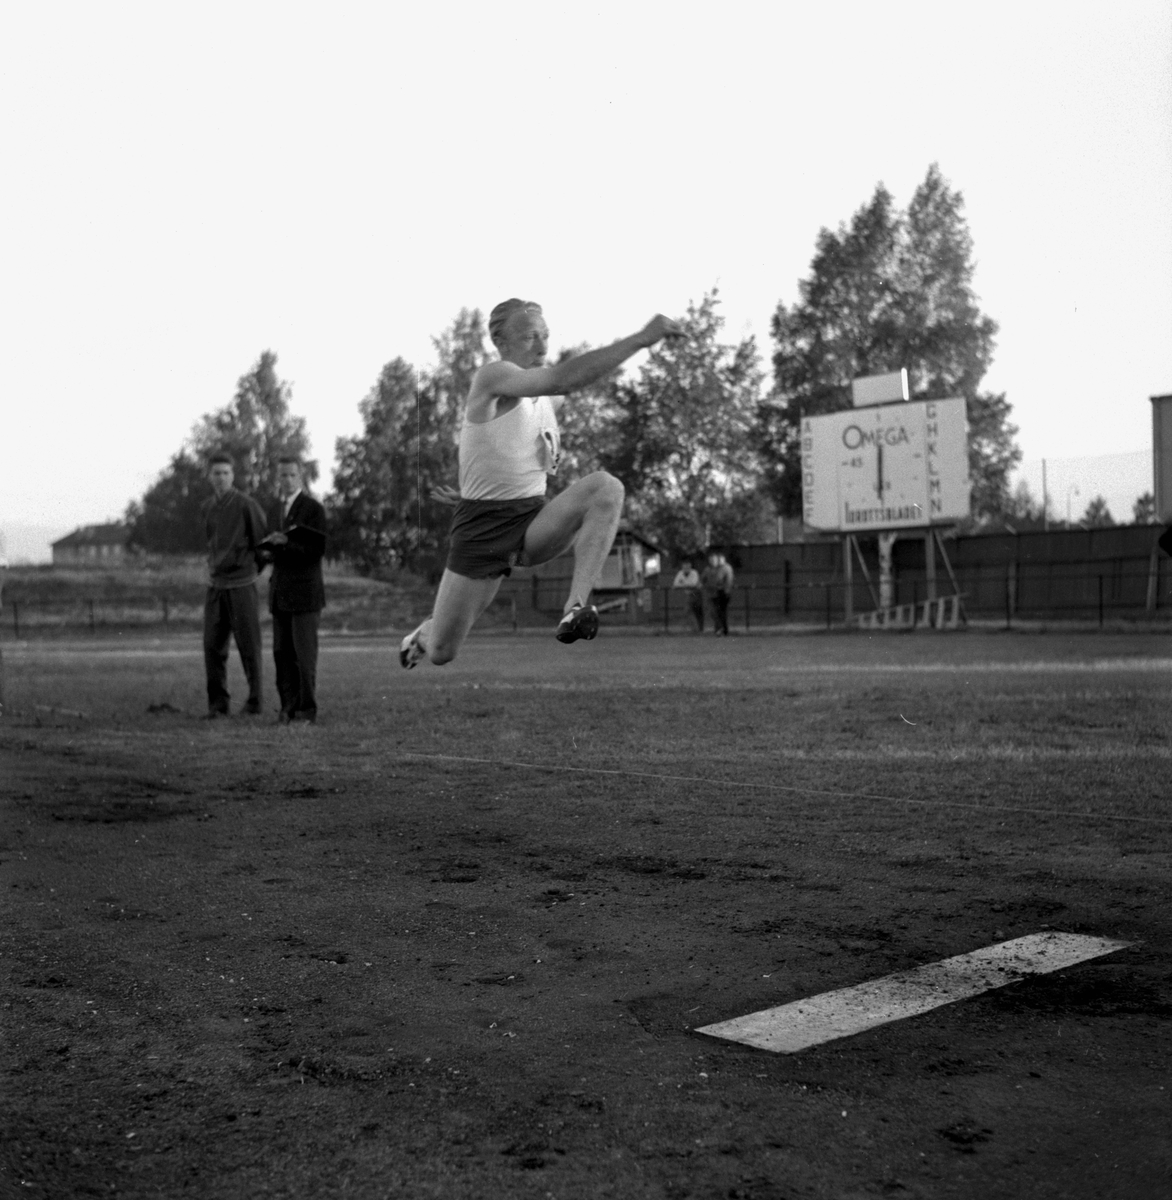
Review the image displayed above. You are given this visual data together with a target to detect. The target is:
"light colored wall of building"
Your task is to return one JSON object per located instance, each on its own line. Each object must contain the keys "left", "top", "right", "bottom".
{"left": 1153, "top": 395, "right": 1172, "bottom": 522}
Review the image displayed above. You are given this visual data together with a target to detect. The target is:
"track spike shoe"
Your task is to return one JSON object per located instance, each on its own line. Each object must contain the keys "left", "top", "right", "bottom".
{"left": 399, "top": 623, "right": 428, "bottom": 669}
{"left": 555, "top": 604, "right": 599, "bottom": 644}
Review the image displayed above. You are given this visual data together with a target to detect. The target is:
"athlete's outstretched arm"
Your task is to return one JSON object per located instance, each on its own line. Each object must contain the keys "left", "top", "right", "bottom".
{"left": 479, "top": 314, "right": 682, "bottom": 400}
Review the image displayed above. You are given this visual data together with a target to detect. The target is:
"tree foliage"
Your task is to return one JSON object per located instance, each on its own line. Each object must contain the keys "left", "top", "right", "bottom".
{"left": 555, "top": 293, "right": 768, "bottom": 556}
{"left": 1005, "top": 480, "right": 1046, "bottom": 525}
{"left": 328, "top": 357, "right": 427, "bottom": 573}
{"left": 327, "top": 309, "right": 490, "bottom": 573}
{"left": 1082, "top": 496, "right": 1114, "bottom": 528}
{"left": 545, "top": 345, "right": 622, "bottom": 488}
{"left": 126, "top": 351, "right": 313, "bottom": 553}
{"left": 1132, "top": 492, "right": 1156, "bottom": 525}
{"left": 124, "top": 171, "right": 1026, "bottom": 566}
{"left": 124, "top": 451, "right": 208, "bottom": 554}
{"left": 964, "top": 392, "right": 1020, "bottom": 521}
{"left": 189, "top": 351, "right": 315, "bottom": 510}
{"left": 761, "top": 164, "right": 1019, "bottom": 522}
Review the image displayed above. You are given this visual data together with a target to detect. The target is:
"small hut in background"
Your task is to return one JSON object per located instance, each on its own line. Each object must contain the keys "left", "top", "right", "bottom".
{"left": 51, "top": 524, "right": 130, "bottom": 566}
{"left": 499, "top": 523, "right": 662, "bottom": 627}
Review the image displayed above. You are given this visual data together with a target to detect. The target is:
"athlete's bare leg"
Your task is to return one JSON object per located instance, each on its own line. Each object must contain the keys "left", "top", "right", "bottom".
{"left": 404, "top": 570, "right": 503, "bottom": 667}
{"left": 523, "top": 471, "right": 625, "bottom": 615}
{"left": 403, "top": 471, "right": 622, "bottom": 668}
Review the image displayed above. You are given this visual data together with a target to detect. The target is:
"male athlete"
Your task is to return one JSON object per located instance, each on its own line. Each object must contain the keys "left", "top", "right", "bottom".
{"left": 400, "top": 298, "right": 681, "bottom": 668}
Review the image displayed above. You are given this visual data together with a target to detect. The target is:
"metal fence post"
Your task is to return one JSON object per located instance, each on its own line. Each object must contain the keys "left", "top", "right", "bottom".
{"left": 1098, "top": 574, "right": 1104, "bottom": 628}
{"left": 743, "top": 587, "right": 750, "bottom": 632}
{"left": 663, "top": 588, "right": 670, "bottom": 632}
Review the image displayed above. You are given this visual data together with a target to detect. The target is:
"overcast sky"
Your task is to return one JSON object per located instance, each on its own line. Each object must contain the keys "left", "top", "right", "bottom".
{"left": 2, "top": 1, "right": 1169, "bottom": 557}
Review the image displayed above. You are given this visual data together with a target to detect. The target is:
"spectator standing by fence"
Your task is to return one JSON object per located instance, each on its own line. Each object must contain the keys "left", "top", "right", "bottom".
{"left": 262, "top": 457, "right": 326, "bottom": 724}
{"left": 201, "top": 453, "right": 267, "bottom": 718}
{"left": 703, "top": 550, "right": 735, "bottom": 636}
{"left": 673, "top": 560, "right": 704, "bottom": 632}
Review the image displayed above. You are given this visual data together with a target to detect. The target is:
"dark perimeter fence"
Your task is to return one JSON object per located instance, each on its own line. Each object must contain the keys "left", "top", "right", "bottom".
{"left": 3, "top": 525, "right": 1169, "bottom": 637}
{"left": 506, "top": 524, "right": 1172, "bottom": 631}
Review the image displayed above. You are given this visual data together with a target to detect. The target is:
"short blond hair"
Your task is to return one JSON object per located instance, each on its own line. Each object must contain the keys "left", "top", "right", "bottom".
{"left": 489, "top": 298, "right": 542, "bottom": 347}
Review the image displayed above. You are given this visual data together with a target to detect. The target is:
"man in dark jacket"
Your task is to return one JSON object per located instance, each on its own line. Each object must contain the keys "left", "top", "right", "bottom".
{"left": 702, "top": 550, "right": 735, "bottom": 636}
{"left": 202, "top": 453, "right": 268, "bottom": 717}
{"left": 262, "top": 457, "right": 326, "bottom": 724}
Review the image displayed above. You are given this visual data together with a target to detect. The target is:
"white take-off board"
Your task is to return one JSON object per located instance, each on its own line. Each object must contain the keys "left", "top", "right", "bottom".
{"left": 802, "top": 398, "right": 970, "bottom": 532}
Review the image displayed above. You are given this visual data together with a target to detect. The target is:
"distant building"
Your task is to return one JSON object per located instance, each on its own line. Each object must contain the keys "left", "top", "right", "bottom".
{"left": 51, "top": 524, "right": 130, "bottom": 566}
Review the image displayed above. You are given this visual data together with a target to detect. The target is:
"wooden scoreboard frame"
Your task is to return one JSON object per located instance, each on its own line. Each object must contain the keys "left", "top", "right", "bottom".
{"left": 801, "top": 397, "right": 971, "bottom": 533}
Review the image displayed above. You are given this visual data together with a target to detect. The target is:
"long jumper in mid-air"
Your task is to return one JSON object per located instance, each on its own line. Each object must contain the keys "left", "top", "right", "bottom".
{"left": 399, "top": 298, "right": 681, "bottom": 669}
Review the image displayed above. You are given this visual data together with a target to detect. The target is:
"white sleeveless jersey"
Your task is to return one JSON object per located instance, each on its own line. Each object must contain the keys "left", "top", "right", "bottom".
{"left": 457, "top": 395, "right": 562, "bottom": 501}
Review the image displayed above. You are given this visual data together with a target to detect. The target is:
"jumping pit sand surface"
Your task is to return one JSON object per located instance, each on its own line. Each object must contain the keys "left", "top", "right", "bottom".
{"left": 2, "top": 630, "right": 1169, "bottom": 1198}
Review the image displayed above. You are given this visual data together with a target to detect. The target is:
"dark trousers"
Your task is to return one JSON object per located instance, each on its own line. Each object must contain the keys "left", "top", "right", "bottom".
{"left": 687, "top": 589, "right": 704, "bottom": 632}
{"left": 712, "top": 590, "right": 731, "bottom": 636}
{"left": 203, "top": 584, "right": 263, "bottom": 713}
{"left": 273, "top": 608, "right": 320, "bottom": 718}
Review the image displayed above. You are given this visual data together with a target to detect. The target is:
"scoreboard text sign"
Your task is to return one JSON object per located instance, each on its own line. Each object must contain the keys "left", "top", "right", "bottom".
{"left": 801, "top": 398, "right": 970, "bottom": 532}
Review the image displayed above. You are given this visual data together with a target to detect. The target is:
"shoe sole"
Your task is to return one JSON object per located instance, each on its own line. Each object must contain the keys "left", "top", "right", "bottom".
{"left": 399, "top": 629, "right": 427, "bottom": 669}
{"left": 555, "top": 606, "right": 599, "bottom": 644}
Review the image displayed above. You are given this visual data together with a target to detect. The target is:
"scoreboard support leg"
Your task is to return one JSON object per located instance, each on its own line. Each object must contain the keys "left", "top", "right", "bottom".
{"left": 932, "top": 528, "right": 966, "bottom": 621}
{"left": 850, "top": 537, "right": 880, "bottom": 610}
{"left": 843, "top": 535, "right": 882, "bottom": 623}
{"left": 843, "top": 537, "right": 853, "bottom": 623}
{"left": 878, "top": 532, "right": 898, "bottom": 609}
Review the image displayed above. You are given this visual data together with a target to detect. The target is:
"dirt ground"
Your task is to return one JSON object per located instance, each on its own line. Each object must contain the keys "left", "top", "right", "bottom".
{"left": 1, "top": 629, "right": 1170, "bottom": 1199}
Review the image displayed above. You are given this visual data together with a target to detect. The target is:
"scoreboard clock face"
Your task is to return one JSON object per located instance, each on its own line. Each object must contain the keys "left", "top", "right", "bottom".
{"left": 837, "top": 404, "right": 927, "bottom": 526}
{"left": 801, "top": 398, "right": 970, "bottom": 532}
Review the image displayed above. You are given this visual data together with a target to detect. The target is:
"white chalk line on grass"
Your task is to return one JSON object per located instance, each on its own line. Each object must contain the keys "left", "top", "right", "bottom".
{"left": 399, "top": 752, "right": 1172, "bottom": 827}
{"left": 7, "top": 644, "right": 1171, "bottom": 674}
{"left": 695, "top": 932, "right": 1132, "bottom": 1054}
{"left": 769, "top": 659, "right": 1172, "bottom": 674}
{"left": 3, "top": 646, "right": 203, "bottom": 658}
{"left": 763, "top": 745, "right": 1172, "bottom": 762}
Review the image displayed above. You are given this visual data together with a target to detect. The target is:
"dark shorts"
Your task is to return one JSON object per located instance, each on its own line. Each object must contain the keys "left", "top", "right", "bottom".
{"left": 446, "top": 496, "right": 546, "bottom": 580}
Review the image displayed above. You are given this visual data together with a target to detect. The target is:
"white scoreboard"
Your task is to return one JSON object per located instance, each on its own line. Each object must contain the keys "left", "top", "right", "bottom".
{"left": 801, "top": 398, "right": 970, "bottom": 532}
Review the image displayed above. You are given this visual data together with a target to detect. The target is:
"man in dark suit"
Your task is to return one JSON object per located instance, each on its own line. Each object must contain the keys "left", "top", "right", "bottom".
{"left": 262, "top": 457, "right": 326, "bottom": 724}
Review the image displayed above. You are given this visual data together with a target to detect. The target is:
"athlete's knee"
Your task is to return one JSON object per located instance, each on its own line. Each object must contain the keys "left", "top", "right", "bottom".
{"left": 589, "top": 471, "right": 625, "bottom": 511}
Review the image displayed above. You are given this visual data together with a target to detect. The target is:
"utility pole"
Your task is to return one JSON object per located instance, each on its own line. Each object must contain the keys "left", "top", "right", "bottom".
{"left": 1042, "top": 459, "right": 1048, "bottom": 531}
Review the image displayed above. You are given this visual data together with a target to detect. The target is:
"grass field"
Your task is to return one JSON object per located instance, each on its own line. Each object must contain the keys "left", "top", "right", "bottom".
{"left": 1, "top": 628, "right": 1170, "bottom": 1199}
